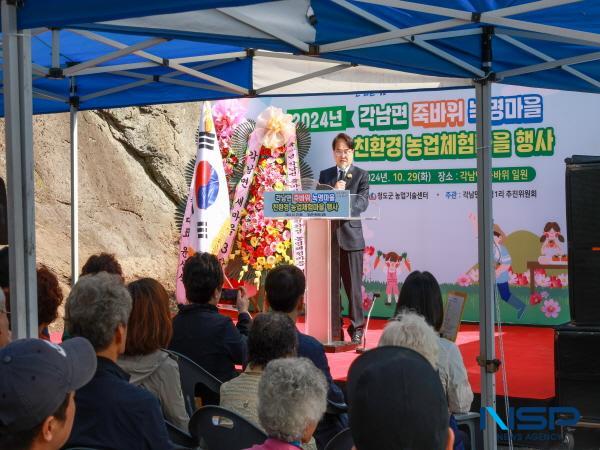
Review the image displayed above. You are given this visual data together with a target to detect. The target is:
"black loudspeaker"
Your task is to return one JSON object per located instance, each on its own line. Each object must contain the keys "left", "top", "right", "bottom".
{"left": 565, "top": 156, "right": 600, "bottom": 325}
{"left": 555, "top": 324, "right": 600, "bottom": 420}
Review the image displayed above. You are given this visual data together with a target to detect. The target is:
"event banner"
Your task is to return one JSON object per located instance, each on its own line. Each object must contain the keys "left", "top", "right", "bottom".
{"left": 221, "top": 85, "right": 599, "bottom": 325}
{"left": 264, "top": 191, "right": 350, "bottom": 219}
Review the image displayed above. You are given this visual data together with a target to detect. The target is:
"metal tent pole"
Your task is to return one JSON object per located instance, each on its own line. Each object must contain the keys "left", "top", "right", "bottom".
{"left": 2, "top": 0, "right": 37, "bottom": 338}
{"left": 70, "top": 87, "right": 79, "bottom": 286}
{"left": 476, "top": 27, "right": 497, "bottom": 450}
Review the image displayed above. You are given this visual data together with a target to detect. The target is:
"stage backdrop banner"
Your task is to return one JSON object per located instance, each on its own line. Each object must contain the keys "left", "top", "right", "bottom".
{"left": 220, "top": 85, "right": 600, "bottom": 325}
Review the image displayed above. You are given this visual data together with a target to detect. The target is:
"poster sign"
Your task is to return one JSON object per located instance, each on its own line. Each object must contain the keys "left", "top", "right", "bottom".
{"left": 264, "top": 190, "right": 350, "bottom": 219}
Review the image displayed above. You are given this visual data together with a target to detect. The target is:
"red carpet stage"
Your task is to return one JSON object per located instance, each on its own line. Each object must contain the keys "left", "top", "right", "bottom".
{"left": 298, "top": 320, "right": 556, "bottom": 401}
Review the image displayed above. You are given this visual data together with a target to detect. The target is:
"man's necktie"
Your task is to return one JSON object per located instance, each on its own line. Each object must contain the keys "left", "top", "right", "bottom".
{"left": 337, "top": 169, "right": 345, "bottom": 182}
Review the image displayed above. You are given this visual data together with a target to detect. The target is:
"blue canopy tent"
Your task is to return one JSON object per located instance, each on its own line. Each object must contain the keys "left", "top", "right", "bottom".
{"left": 4, "top": 2, "right": 600, "bottom": 447}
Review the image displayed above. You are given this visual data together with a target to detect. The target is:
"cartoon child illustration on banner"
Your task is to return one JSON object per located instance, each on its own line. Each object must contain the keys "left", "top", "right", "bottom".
{"left": 539, "top": 221, "right": 566, "bottom": 260}
{"left": 493, "top": 224, "right": 527, "bottom": 319}
{"left": 375, "top": 251, "right": 411, "bottom": 306}
{"left": 468, "top": 212, "right": 527, "bottom": 319}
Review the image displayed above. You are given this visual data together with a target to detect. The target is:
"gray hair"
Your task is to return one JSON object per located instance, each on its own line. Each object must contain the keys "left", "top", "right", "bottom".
{"left": 258, "top": 357, "right": 327, "bottom": 442}
{"left": 65, "top": 272, "right": 132, "bottom": 351}
{"left": 378, "top": 311, "right": 439, "bottom": 367}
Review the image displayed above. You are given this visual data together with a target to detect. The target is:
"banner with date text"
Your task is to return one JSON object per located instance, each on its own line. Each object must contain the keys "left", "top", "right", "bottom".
{"left": 235, "top": 85, "right": 600, "bottom": 325}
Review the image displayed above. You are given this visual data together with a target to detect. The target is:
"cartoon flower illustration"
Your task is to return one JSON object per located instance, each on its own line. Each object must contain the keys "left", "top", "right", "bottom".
{"left": 457, "top": 274, "right": 473, "bottom": 287}
{"left": 361, "top": 286, "right": 374, "bottom": 311}
{"left": 549, "top": 275, "right": 563, "bottom": 288}
{"left": 535, "top": 272, "right": 551, "bottom": 288}
{"left": 530, "top": 292, "right": 543, "bottom": 305}
{"left": 558, "top": 273, "right": 569, "bottom": 287}
{"left": 541, "top": 299, "right": 561, "bottom": 318}
{"left": 467, "top": 268, "right": 479, "bottom": 283}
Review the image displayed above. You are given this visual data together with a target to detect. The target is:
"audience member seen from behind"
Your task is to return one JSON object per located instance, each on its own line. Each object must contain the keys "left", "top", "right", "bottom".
{"left": 394, "top": 270, "right": 473, "bottom": 414}
{"left": 347, "top": 346, "right": 454, "bottom": 450}
{"left": 0, "top": 337, "right": 97, "bottom": 450}
{"left": 245, "top": 357, "right": 328, "bottom": 450}
{"left": 378, "top": 310, "right": 439, "bottom": 368}
{"left": 170, "top": 252, "right": 251, "bottom": 383}
{"left": 118, "top": 278, "right": 189, "bottom": 429}
{"left": 80, "top": 252, "right": 124, "bottom": 280}
{"left": 0, "top": 256, "right": 63, "bottom": 342}
{"left": 64, "top": 272, "right": 172, "bottom": 450}
{"left": 36, "top": 264, "right": 63, "bottom": 341}
{"left": 0, "top": 289, "right": 10, "bottom": 348}
{"left": 220, "top": 312, "right": 298, "bottom": 433}
{"left": 265, "top": 264, "right": 348, "bottom": 449}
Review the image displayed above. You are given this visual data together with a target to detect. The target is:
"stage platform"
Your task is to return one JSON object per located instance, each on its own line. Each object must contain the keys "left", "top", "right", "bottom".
{"left": 297, "top": 319, "right": 556, "bottom": 401}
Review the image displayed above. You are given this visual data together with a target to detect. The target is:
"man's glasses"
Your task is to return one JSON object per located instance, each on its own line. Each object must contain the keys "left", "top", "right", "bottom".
{"left": 334, "top": 149, "right": 354, "bottom": 156}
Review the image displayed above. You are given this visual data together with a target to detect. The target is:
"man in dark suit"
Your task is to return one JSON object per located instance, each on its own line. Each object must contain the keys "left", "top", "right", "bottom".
{"left": 318, "top": 133, "right": 370, "bottom": 344}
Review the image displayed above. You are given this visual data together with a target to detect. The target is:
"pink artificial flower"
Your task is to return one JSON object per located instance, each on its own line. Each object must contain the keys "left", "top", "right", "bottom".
{"left": 249, "top": 106, "right": 296, "bottom": 150}
{"left": 213, "top": 99, "right": 247, "bottom": 142}
{"left": 541, "top": 299, "right": 561, "bottom": 318}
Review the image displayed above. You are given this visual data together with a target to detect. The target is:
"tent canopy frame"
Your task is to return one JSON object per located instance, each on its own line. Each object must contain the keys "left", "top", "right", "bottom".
{"left": 5, "top": 3, "right": 600, "bottom": 449}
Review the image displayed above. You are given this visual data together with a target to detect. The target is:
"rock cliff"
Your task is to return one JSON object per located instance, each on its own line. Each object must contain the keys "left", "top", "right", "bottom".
{"left": 0, "top": 103, "right": 201, "bottom": 307}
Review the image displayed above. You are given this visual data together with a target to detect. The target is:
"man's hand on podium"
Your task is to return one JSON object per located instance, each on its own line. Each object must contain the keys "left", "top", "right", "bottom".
{"left": 236, "top": 286, "right": 250, "bottom": 315}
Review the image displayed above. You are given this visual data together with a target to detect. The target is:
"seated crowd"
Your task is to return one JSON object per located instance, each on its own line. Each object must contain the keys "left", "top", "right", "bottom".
{"left": 0, "top": 249, "right": 472, "bottom": 450}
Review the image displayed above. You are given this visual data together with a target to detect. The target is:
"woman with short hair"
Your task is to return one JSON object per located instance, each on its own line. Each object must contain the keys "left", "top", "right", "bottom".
{"left": 36, "top": 264, "right": 63, "bottom": 340}
{"left": 245, "top": 358, "right": 328, "bottom": 450}
{"left": 118, "top": 278, "right": 189, "bottom": 429}
{"left": 220, "top": 312, "right": 297, "bottom": 426}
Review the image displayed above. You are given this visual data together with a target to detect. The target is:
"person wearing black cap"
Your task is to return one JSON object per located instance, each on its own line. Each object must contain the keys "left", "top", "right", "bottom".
{"left": 347, "top": 346, "right": 454, "bottom": 450}
{"left": 0, "top": 337, "right": 97, "bottom": 450}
